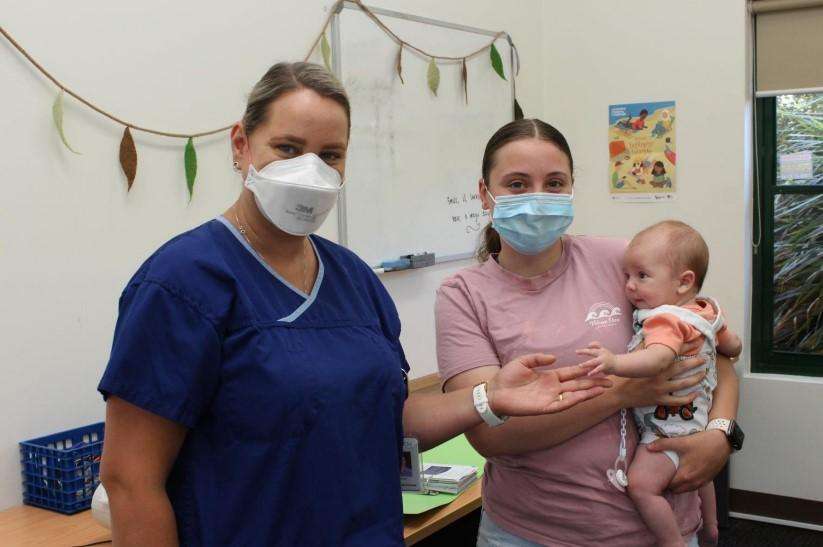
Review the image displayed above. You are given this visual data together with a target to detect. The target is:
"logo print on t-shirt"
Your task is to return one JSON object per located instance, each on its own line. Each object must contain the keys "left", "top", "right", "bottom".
{"left": 585, "top": 302, "right": 622, "bottom": 329}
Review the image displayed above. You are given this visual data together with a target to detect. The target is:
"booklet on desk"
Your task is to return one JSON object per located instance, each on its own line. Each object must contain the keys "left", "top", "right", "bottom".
{"left": 422, "top": 464, "right": 478, "bottom": 495}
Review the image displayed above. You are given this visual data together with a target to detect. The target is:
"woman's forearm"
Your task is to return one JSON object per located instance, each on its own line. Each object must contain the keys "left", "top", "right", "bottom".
{"left": 710, "top": 354, "right": 739, "bottom": 420}
{"left": 465, "top": 387, "right": 623, "bottom": 457}
{"left": 403, "top": 383, "right": 622, "bottom": 455}
{"left": 442, "top": 355, "right": 707, "bottom": 458}
{"left": 402, "top": 388, "right": 484, "bottom": 451}
{"left": 404, "top": 356, "right": 613, "bottom": 452}
{"left": 107, "top": 483, "right": 178, "bottom": 547}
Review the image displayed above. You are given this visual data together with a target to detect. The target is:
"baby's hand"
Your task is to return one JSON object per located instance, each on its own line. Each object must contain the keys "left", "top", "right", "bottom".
{"left": 576, "top": 342, "right": 617, "bottom": 376}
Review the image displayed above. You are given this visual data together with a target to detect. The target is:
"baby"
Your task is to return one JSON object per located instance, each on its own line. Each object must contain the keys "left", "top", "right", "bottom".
{"left": 578, "top": 220, "right": 741, "bottom": 547}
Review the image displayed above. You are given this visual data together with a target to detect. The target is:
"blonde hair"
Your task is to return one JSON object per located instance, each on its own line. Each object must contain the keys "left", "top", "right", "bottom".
{"left": 242, "top": 62, "right": 351, "bottom": 136}
{"left": 632, "top": 220, "right": 710, "bottom": 290}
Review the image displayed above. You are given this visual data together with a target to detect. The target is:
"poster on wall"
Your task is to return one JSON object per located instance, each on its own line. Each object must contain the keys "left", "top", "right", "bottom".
{"left": 608, "top": 101, "right": 676, "bottom": 202}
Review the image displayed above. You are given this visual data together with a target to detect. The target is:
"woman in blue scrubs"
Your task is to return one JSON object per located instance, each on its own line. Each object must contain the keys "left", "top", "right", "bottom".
{"left": 98, "top": 62, "right": 609, "bottom": 547}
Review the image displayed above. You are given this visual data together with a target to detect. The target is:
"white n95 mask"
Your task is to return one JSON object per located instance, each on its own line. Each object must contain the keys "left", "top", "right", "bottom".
{"left": 244, "top": 153, "right": 343, "bottom": 236}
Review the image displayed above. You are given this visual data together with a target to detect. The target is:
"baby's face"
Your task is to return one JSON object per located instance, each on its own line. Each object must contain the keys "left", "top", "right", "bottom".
{"left": 623, "top": 239, "right": 682, "bottom": 309}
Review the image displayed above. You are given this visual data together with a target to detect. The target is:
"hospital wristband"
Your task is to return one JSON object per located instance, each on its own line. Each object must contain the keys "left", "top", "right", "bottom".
{"left": 472, "top": 382, "right": 508, "bottom": 427}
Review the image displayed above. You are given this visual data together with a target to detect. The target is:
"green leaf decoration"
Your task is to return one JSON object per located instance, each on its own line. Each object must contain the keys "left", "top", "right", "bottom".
{"left": 514, "top": 98, "right": 524, "bottom": 120}
{"left": 119, "top": 127, "right": 137, "bottom": 191}
{"left": 490, "top": 43, "right": 506, "bottom": 81}
{"left": 461, "top": 58, "right": 468, "bottom": 104}
{"left": 52, "top": 90, "right": 81, "bottom": 154}
{"left": 184, "top": 137, "right": 197, "bottom": 201}
{"left": 321, "top": 33, "right": 332, "bottom": 72}
{"left": 396, "top": 44, "right": 404, "bottom": 84}
{"left": 427, "top": 58, "right": 440, "bottom": 96}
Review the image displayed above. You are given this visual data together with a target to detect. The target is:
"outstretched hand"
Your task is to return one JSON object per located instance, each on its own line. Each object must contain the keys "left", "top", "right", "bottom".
{"left": 487, "top": 353, "right": 612, "bottom": 417}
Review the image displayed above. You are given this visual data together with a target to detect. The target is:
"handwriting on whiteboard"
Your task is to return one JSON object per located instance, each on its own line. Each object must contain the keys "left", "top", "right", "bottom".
{"left": 445, "top": 192, "right": 489, "bottom": 233}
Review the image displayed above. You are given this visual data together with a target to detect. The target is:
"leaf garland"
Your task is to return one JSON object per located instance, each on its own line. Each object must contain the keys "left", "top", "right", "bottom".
{"left": 119, "top": 127, "right": 137, "bottom": 191}
{"left": 321, "top": 33, "right": 332, "bottom": 72}
{"left": 490, "top": 43, "right": 506, "bottom": 81}
{"left": 14, "top": 16, "right": 521, "bottom": 196}
{"left": 395, "top": 44, "right": 404, "bottom": 84}
{"left": 52, "top": 90, "right": 81, "bottom": 154}
{"left": 461, "top": 58, "right": 468, "bottom": 104}
{"left": 427, "top": 58, "right": 440, "bottom": 96}
{"left": 184, "top": 137, "right": 197, "bottom": 201}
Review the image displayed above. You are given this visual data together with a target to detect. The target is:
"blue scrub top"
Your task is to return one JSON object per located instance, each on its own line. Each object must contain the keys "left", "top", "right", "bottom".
{"left": 99, "top": 218, "right": 409, "bottom": 546}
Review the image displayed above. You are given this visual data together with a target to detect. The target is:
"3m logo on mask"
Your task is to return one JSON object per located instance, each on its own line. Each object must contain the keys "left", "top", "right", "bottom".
{"left": 288, "top": 203, "right": 316, "bottom": 221}
{"left": 585, "top": 302, "right": 622, "bottom": 329}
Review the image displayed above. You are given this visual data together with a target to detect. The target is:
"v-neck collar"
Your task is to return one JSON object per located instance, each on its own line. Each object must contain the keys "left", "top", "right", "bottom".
{"left": 216, "top": 216, "right": 324, "bottom": 323}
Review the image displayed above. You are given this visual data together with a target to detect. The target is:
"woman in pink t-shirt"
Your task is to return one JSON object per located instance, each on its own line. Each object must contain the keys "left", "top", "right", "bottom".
{"left": 435, "top": 119, "right": 739, "bottom": 546}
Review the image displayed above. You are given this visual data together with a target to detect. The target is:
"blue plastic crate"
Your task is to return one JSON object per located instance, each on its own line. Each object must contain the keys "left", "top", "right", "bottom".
{"left": 19, "top": 423, "right": 104, "bottom": 514}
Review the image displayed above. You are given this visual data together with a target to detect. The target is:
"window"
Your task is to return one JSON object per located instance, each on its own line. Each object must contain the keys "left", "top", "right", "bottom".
{"left": 753, "top": 93, "right": 823, "bottom": 376}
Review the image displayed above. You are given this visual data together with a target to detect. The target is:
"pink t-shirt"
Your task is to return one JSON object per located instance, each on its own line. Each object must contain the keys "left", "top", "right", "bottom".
{"left": 435, "top": 235, "right": 700, "bottom": 546}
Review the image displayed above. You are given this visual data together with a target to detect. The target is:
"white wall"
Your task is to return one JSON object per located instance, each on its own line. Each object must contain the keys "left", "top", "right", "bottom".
{"left": 538, "top": 0, "right": 822, "bottom": 504}
{"left": 0, "top": 0, "right": 544, "bottom": 510}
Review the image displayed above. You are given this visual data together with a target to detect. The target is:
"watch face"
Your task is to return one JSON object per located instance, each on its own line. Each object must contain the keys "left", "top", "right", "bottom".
{"left": 730, "top": 421, "right": 745, "bottom": 451}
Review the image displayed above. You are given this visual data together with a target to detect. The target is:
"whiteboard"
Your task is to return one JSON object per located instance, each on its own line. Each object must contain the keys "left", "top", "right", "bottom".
{"left": 333, "top": 3, "right": 515, "bottom": 267}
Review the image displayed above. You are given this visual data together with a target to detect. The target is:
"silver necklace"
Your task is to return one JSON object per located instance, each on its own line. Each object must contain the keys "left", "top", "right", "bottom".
{"left": 234, "top": 211, "right": 311, "bottom": 294}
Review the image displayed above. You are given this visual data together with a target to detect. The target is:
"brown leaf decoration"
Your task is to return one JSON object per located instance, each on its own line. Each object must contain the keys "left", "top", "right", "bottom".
{"left": 461, "top": 58, "right": 468, "bottom": 104}
{"left": 119, "top": 127, "right": 137, "bottom": 191}
{"left": 396, "top": 44, "right": 404, "bottom": 84}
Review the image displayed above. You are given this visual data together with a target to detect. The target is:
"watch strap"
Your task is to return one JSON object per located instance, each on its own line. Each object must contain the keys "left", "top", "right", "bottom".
{"left": 472, "top": 382, "right": 508, "bottom": 427}
{"left": 706, "top": 418, "right": 743, "bottom": 451}
{"left": 706, "top": 418, "right": 732, "bottom": 435}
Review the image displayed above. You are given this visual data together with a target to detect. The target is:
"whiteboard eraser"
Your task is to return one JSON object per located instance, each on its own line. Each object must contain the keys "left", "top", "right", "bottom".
{"left": 408, "top": 253, "right": 435, "bottom": 268}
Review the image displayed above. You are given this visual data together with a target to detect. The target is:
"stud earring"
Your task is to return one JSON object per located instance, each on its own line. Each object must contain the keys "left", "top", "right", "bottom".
{"left": 232, "top": 160, "right": 241, "bottom": 173}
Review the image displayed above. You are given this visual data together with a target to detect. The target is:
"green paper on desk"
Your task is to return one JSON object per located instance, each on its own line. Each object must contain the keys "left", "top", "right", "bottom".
{"left": 401, "top": 434, "right": 486, "bottom": 515}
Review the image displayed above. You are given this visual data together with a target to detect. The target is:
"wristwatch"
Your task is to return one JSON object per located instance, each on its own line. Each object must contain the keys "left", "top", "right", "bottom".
{"left": 472, "top": 382, "right": 509, "bottom": 427}
{"left": 706, "top": 418, "right": 745, "bottom": 451}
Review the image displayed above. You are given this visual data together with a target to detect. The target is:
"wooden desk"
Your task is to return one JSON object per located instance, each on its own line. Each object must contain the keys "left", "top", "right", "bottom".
{"left": 403, "top": 480, "right": 481, "bottom": 545}
{"left": 0, "top": 506, "right": 110, "bottom": 547}
{"left": 0, "top": 492, "right": 483, "bottom": 547}
{"left": 1, "top": 374, "right": 481, "bottom": 546}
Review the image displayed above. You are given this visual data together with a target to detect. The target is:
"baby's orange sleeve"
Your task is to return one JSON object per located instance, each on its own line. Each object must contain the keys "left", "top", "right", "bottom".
{"left": 642, "top": 314, "right": 698, "bottom": 355}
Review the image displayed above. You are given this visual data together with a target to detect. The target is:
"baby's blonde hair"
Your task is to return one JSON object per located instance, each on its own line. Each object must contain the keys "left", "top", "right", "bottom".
{"left": 631, "top": 220, "right": 710, "bottom": 290}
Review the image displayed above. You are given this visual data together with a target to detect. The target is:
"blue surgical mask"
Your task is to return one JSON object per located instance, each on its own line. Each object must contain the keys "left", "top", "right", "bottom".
{"left": 488, "top": 190, "right": 574, "bottom": 255}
